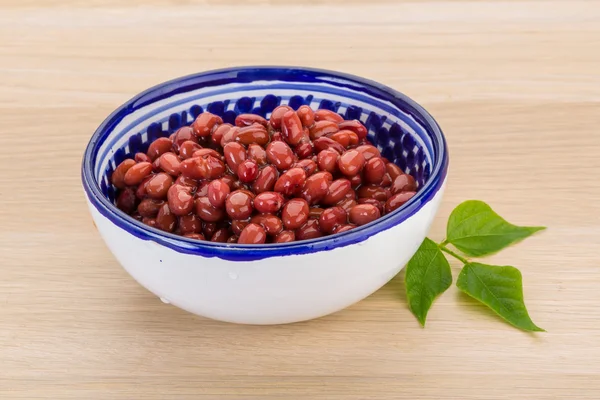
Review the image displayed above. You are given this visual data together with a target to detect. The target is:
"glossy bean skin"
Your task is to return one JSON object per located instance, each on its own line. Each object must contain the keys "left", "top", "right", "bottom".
{"left": 317, "top": 149, "right": 339, "bottom": 174}
{"left": 237, "top": 159, "right": 259, "bottom": 183}
{"left": 195, "top": 180, "right": 209, "bottom": 197}
{"left": 329, "top": 130, "right": 355, "bottom": 148}
{"left": 386, "top": 163, "right": 404, "bottom": 181}
{"left": 322, "top": 178, "right": 352, "bottom": 205}
{"left": 223, "top": 142, "right": 246, "bottom": 173}
{"left": 111, "top": 159, "right": 136, "bottom": 189}
{"left": 337, "top": 197, "right": 358, "bottom": 214}
{"left": 296, "top": 105, "right": 315, "bottom": 127}
{"left": 178, "top": 141, "right": 202, "bottom": 159}
{"left": 274, "top": 168, "right": 306, "bottom": 197}
{"left": 231, "top": 219, "right": 249, "bottom": 236}
{"left": 357, "top": 185, "right": 390, "bottom": 202}
{"left": 219, "top": 126, "right": 239, "bottom": 147}
{"left": 319, "top": 206, "right": 347, "bottom": 233}
{"left": 349, "top": 204, "right": 381, "bottom": 226}
{"left": 295, "top": 219, "right": 322, "bottom": 241}
{"left": 338, "top": 150, "right": 365, "bottom": 177}
{"left": 135, "top": 175, "right": 153, "bottom": 200}
{"left": 195, "top": 196, "right": 225, "bottom": 222}
{"left": 385, "top": 191, "right": 416, "bottom": 213}
{"left": 300, "top": 171, "right": 332, "bottom": 205}
{"left": 281, "top": 198, "right": 309, "bottom": 230}
{"left": 254, "top": 191, "right": 285, "bottom": 214}
{"left": 238, "top": 223, "right": 267, "bottom": 244}
{"left": 235, "top": 113, "right": 268, "bottom": 127}
{"left": 338, "top": 120, "right": 368, "bottom": 139}
{"left": 273, "top": 230, "right": 295, "bottom": 243}
{"left": 211, "top": 123, "right": 232, "bottom": 147}
{"left": 333, "top": 224, "right": 356, "bottom": 234}
{"left": 207, "top": 179, "right": 230, "bottom": 208}
{"left": 145, "top": 172, "right": 173, "bottom": 199}
{"left": 314, "top": 109, "right": 344, "bottom": 123}
{"left": 293, "top": 159, "right": 317, "bottom": 176}
{"left": 309, "top": 121, "right": 339, "bottom": 140}
{"left": 202, "top": 222, "right": 218, "bottom": 238}
{"left": 184, "top": 233, "right": 206, "bottom": 240}
{"left": 390, "top": 174, "right": 417, "bottom": 194}
{"left": 135, "top": 152, "right": 152, "bottom": 163}
{"left": 381, "top": 173, "right": 392, "bottom": 187}
{"left": 247, "top": 144, "right": 267, "bottom": 165}
{"left": 358, "top": 198, "right": 384, "bottom": 215}
{"left": 156, "top": 203, "right": 177, "bottom": 232}
{"left": 192, "top": 148, "right": 221, "bottom": 161}
{"left": 266, "top": 141, "right": 294, "bottom": 170}
{"left": 295, "top": 142, "right": 314, "bottom": 159}
{"left": 313, "top": 137, "right": 345, "bottom": 154}
{"left": 167, "top": 184, "right": 195, "bottom": 216}
{"left": 251, "top": 214, "right": 283, "bottom": 236}
{"left": 147, "top": 137, "right": 173, "bottom": 160}
{"left": 178, "top": 214, "right": 202, "bottom": 234}
{"left": 309, "top": 207, "right": 324, "bottom": 219}
{"left": 159, "top": 152, "right": 181, "bottom": 176}
{"left": 220, "top": 174, "right": 236, "bottom": 189}
{"left": 236, "top": 123, "right": 269, "bottom": 146}
{"left": 180, "top": 156, "right": 225, "bottom": 180}
{"left": 137, "top": 198, "right": 164, "bottom": 218}
{"left": 211, "top": 228, "right": 230, "bottom": 243}
{"left": 269, "top": 105, "right": 293, "bottom": 130}
{"left": 116, "top": 187, "right": 137, "bottom": 214}
{"left": 227, "top": 235, "right": 239, "bottom": 243}
{"left": 355, "top": 145, "right": 381, "bottom": 161}
{"left": 123, "top": 162, "right": 153, "bottom": 186}
{"left": 173, "top": 127, "right": 197, "bottom": 150}
{"left": 281, "top": 110, "right": 306, "bottom": 146}
{"left": 225, "top": 190, "right": 254, "bottom": 220}
{"left": 252, "top": 165, "right": 278, "bottom": 193}
{"left": 363, "top": 157, "right": 386, "bottom": 184}
{"left": 192, "top": 112, "right": 222, "bottom": 137}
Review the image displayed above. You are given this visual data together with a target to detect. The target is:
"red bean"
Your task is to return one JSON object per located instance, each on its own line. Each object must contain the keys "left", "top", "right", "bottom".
{"left": 207, "top": 179, "right": 230, "bottom": 208}
{"left": 252, "top": 165, "right": 278, "bottom": 194}
{"left": 390, "top": 174, "right": 417, "bottom": 194}
{"left": 337, "top": 197, "right": 357, "bottom": 214}
{"left": 281, "top": 110, "right": 306, "bottom": 146}
{"left": 386, "top": 163, "right": 404, "bottom": 180}
{"left": 238, "top": 223, "right": 267, "bottom": 244}
{"left": 309, "top": 121, "right": 339, "bottom": 140}
{"left": 314, "top": 137, "right": 345, "bottom": 154}
{"left": 338, "top": 120, "right": 368, "bottom": 139}
{"left": 145, "top": 172, "right": 173, "bottom": 199}
{"left": 333, "top": 224, "right": 356, "bottom": 234}
{"left": 178, "top": 141, "right": 201, "bottom": 159}
{"left": 329, "top": 130, "right": 355, "bottom": 148}
{"left": 179, "top": 214, "right": 202, "bottom": 234}
{"left": 314, "top": 109, "right": 344, "bottom": 123}
{"left": 196, "top": 180, "right": 209, "bottom": 197}
{"left": 135, "top": 175, "right": 153, "bottom": 199}
{"left": 195, "top": 196, "right": 225, "bottom": 222}
{"left": 271, "top": 131, "right": 283, "bottom": 142}
{"left": 180, "top": 156, "right": 225, "bottom": 180}
{"left": 338, "top": 150, "right": 365, "bottom": 177}
{"left": 235, "top": 113, "right": 268, "bottom": 128}
{"left": 274, "top": 167, "right": 306, "bottom": 197}
{"left": 135, "top": 152, "right": 151, "bottom": 163}
{"left": 349, "top": 204, "right": 381, "bottom": 226}
{"left": 147, "top": 137, "right": 173, "bottom": 160}
{"left": 220, "top": 174, "right": 236, "bottom": 189}
{"left": 358, "top": 198, "right": 385, "bottom": 215}
{"left": 211, "top": 228, "right": 230, "bottom": 243}
{"left": 112, "top": 159, "right": 136, "bottom": 189}
{"left": 293, "top": 159, "right": 317, "bottom": 176}
{"left": 381, "top": 173, "right": 392, "bottom": 187}
{"left": 273, "top": 230, "right": 295, "bottom": 243}
{"left": 319, "top": 206, "right": 347, "bottom": 233}
{"left": 192, "top": 112, "right": 222, "bottom": 137}
{"left": 322, "top": 178, "right": 351, "bottom": 205}
{"left": 156, "top": 203, "right": 177, "bottom": 232}
{"left": 137, "top": 198, "right": 164, "bottom": 218}
{"left": 193, "top": 148, "right": 222, "bottom": 160}
{"left": 355, "top": 145, "right": 380, "bottom": 161}
{"left": 184, "top": 233, "right": 206, "bottom": 240}
{"left": 202, "top": 222, "right": 217, "bottom": 238}
{"left": 247, "top": 144, "right": 267, "bottom": 165}
{"left": 236, "top": 123, "right": 269, "bottom": 146}
{"left": 225, "top": 190, "right": 253, "bottom": 220}
{"left": 159, "top": 152, "right": 181, "bottom": 176}
{"left": 231, "top": 220, "right": 249, "bottom": 236}
{"left": 227, "top": 235, "right": 239, "bottom": 243}
{"left": 295, "top": 219, "right": 323, "bottom": 240}
{"left": 385, "top": 191, "right": 416, "bottom": 213}
{"left": 266, "top": 141, "right": 294, "bottom": 170}
{"left": 357, "top": 185, "right": 390, "bottom": 201}
{"left": 116, "top": 187, "right": 137, "bottom": 214}
{"left": 211, "top": 123, "right": 232, "bottom": 147}
{"left": 237, "top": 159, "right": 259, "bottom": 183}
{"left": 223, "top": 142, "right": 246, "bottom": 173}
{"left": 269, "top": 105, "right": 293, "bottom": 130}
{"left": 300, "top": 171, "right": 332, "bottom": 205}
{"left": 309, "top": 207, "right": 324, "bottom": 219}
{"left": 297, "top": 105, "right": 315, "bottom": 127}
{"left": 251, "top": 214, "right": 283, "bottom": 236}
{"left": 220, "top": 126, "right": 239, "bottom": 147}
{"left": 363, "top": 157, "right": 386, "bottom": 184}
{"left": 167, "top": 184, "right": 195, "bottom": 216}
{"left": 295, "top": 142, "right": 314, "bottom": 159}
{"left": 123, "top": 162, "right": 153, "bottom": 186}
{"left": 317, "top": 149, "right": 339, "bottom": 174}
{"left": 254, "top": 191, "right": 285, "bottom": 214}
{"left": 173, "top": 127, "right": 197, "bottom": 150}
{"left": 281, "top": 198, "right": 309, "bottom": 230}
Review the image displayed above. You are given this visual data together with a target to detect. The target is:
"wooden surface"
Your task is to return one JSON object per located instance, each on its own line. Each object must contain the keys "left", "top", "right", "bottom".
{"left": 1, "top": 1, "right": 600, "bottom": 399}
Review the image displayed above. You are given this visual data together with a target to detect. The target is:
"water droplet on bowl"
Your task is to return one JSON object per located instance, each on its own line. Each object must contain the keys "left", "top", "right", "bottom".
{"left": 160, "top": 297, "right": 170, "bottom": 304}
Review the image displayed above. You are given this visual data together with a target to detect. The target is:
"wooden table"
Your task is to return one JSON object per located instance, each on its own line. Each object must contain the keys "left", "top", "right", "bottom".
{"left": 2, "top": 1, "right": 599, "bottom": 398}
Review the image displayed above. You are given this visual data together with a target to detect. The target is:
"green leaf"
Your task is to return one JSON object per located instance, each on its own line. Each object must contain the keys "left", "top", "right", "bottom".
{"left": 456, "top": 262, "right": 544, "bottom": 332}
{"left": 446, "top": 200, "right": 545, "bottom": 257}
{"left": 405, "top": 238, "right": 453, "bottom": 326}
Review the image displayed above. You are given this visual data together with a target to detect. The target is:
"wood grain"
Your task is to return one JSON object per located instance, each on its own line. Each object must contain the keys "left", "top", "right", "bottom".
{"left": 1, "top": 1, "right": 599, "bottom": 398}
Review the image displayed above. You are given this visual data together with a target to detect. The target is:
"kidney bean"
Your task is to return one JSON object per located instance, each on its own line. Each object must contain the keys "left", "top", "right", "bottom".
{"left": 390, "top": 173, "right": 417, "bottom": 194}
{"left": 338, "top": 120, "right": 368, "bottom": 139}
{"left": 358, "top": 198, "right": 385, "bottom": 215}
{"left": 223, "top": 142, "right": 246, "bottom": 173}
{"left": 193, "top": 148, "right": 222, "bottom": 160}
{"left": 178, "top": 214, "right": 202, "bottom": 234}
{"left": 271, "top": 131, "right": 283, "bottom": 142}
{"left": 314, "top": 137, "right": 345, "bottom": 154}
{"left": 202, "top": 221, "right": 218, "bottom": 238}
{"left": 266, "top": 141, "right": 294, "bottom": 170}
{"left": 123, "top": 162, "right": 153, "bottom": 186}
{"left": 237, "top": 159, "right": 259, "bottom": 183}
{"left": 238, "top": 223, "right": 267, "bottom": 244}
{"left": 292, "top": 142, "right": 312, "bottom": 159}
{"left": 314, "top": 109, "right": 344, "bottom": 123}
{"left": 386, "top": 163, "right": 404, "bottom": 181}
{"left": 192, "top": 112, "right": 222, "bottom": 137}
{"left": 357, "top": 185, "right": 390, "bottom": 201}
{"left": 235, "top": 113, "right": 268, "bottom": 128}
{"left": 296, "top": 105, "right": 315, "bottom": 127}
{"left": 281, "top": 198, "right": 309, "bottom": 230}
{"left": 173, "top": 174, "right": 196, "bottom": 188}
{"left": 116, "top": 187, "right": 137, "bottom": 214}
{"left": 236, "top": 123, "right": 269, "bottom": 146}
{"left": 220, "top": 174, "right": 236, "bottom": 189}
{"left": 317, "top": 149, "right": 339, "bottom": 174}
{"left": 329, "top": 130, "right": 355, "bottom": 148}
{"left": 355, "top": 145, "right": 380, "bottom": 161}
{"left": 204, "top": 179, "right": 229, "bottom": 209}
{"left": 381, "top": 173, "right": 392, "bottom": 187}
{"left": 173, "top": 127, "right": 197, "bottom": 150}
{"left": 251, "top": 214, "right": 283, "bottom": 236}
{"left": 385, "top": 191, "right": 416, "bottom": 213}
{"left": 227, "top": 235, "right": 239, "bottom": 243}
{"left": 254, "top": 191, "right": 285, "bottom": 214}
{"left": 309, "top": 207, "right": 324, "bottom": 219}
{"left": 345, "top": 188, "right": 356, "bottom": 199}
{"left": 274, "top": 230, "right": 295, "bottom": 243}
{"left": 225, "top": 190, "right": 253, "bottom": 220}
{"left": 349, "top": 204, "right": 381, "bottom": 226}
{"left": 184, "top": 232, "right": 205, "bottom": 240}
{"left": 134, "top": 175, "right": 151, "bottom": 199}
{"left": 156, "top": 203, "right": 177, "bottom": 232}
{"left": 231, "top": 219, "right": 249, "bottom": 236}
{"left": 159, "top": 152, "right": 181, "bottom": 176}
{"left": 251, "top": 165, "right": 277, "bottom": 193}
{"left": 269, "top": 105, "right": 293, "bottom": 130}
{"left": 135, "top": 152, "right": 151, "bottom": 163}
{"left": 247, "top": 144, "right": 267, "bottom": 165}
{"left": 145, "top": 172, "right": 173, "bottom": 199}
{"left": 211, "top": 123, "right": 232, "bottom": 147}
{"left": 319, "top": 206, "right": 347, "bottom": 233}
{"left": 293, "top": 159, "right": 317, "bottom": 176}
{"left": 220, "top": 126, "right": 240, "bottom": 147}
{"left": 309, "top": 121, "right": 339, "bottom": 140}
{"left": 196, "top": 180, "right": 209, "bottom": 197}
{"left": 363, "top": 157, "right": 386, "bottom": 184}
{"left": 333, "top": 224, "right": 356, "bottom": 234}
{"left": 180, "top": 156, "right": 225, "bottom": 180}
{"left": 176, "top": 141, "right": 199, "bottom": 160}
{"left": 167, "top": 184, "right": 195, "bottom": 216}
{"left": 295, "top": 219, "right": 322, "bottom": 241}
{"left": 274, "top": 167, "right": 306, "bottom": 197}
{"left": 281, "top": 110, "right": 306, "bottom": 146}
{"left": 145, "top": 137, "right": 171, "bottom": 161}
{"left": 322, "top": 178, "right": 352, "bottom": 205}
{"left": 300, "top": 171, "right": 332, "bottom": 205}
{"left": 208, "top": 228, "right": 228, "bottom": 243}
{"left": 337, "top": 197, "right": 357, "bottom": 214}
{"left": 338, "top": 150, "right": 365, "bottom": 177}
{"left": 137, "top": 198, "right": 163, "bottom": 218}
{"left": 195, "top": 196, "right": 225, "bottom": 222}
{"left": 112, "top": 159, "right": 136, "bottom": 189}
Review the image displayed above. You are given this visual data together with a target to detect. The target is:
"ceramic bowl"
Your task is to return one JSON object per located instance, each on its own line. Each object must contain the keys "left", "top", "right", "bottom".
{"left": 81, "top": 66, "right": 449, "bottom": 325}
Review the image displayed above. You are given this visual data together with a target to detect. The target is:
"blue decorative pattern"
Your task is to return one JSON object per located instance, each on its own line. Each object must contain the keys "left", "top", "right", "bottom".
{"left": 82, "top": 66, "right": 448, "bottom": 261}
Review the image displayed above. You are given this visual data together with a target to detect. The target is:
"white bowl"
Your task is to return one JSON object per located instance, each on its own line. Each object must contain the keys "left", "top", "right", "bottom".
{"left": 82, "top": 66, "right": 449, "bottom": 325}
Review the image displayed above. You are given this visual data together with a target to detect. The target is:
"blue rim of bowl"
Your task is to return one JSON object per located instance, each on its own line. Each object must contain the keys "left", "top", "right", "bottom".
{"left": 81, "top": 66, "right": 449, "bottom": 261}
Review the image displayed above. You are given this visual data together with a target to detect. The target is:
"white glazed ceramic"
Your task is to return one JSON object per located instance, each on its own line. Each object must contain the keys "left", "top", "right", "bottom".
{"left": 82, "top": 66, "right": 449, "bottom": 325}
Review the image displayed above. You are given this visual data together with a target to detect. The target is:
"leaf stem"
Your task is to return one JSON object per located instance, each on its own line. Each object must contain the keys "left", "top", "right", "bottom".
{"left": 438, "top": 244, "right": 469, "bottom": 265}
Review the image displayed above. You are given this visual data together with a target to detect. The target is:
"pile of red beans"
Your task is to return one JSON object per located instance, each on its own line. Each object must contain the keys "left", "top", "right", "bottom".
{"left": 111, "top": 106, "right": 417, "bottom": 244}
